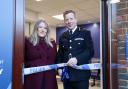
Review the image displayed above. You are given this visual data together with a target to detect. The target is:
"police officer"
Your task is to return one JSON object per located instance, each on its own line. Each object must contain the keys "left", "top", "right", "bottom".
{"left": 56, "top": 10, "right": 94, "bottom": 89}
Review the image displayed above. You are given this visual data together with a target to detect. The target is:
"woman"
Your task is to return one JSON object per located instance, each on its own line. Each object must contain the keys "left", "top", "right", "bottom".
{"left": 24, "top": 20, "right": 58, "bottom": 89}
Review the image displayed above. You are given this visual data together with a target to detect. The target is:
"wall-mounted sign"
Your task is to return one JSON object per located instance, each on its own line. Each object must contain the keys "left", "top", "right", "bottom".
{"left": 0, "top": 0, "right": 14, "bottom": 89}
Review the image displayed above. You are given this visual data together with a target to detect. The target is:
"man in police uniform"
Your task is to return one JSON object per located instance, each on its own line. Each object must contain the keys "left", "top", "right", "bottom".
{"left": 56, "top": 10, "right": 94, "bottom": 89}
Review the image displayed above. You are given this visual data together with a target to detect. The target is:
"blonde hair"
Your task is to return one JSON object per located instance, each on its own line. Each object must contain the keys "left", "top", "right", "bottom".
{"left": 29, "top": 20, "right": 53, "bottom": 47}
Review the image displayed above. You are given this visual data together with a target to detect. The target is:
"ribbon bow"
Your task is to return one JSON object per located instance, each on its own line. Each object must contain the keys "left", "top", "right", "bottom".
{"left": 61, "top": 66, "right": 70, "bottom": 81}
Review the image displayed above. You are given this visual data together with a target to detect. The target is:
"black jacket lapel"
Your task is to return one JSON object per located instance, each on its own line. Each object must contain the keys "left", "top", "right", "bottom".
{"left": 70, "top": 27, "right": 80, "bottom": 39}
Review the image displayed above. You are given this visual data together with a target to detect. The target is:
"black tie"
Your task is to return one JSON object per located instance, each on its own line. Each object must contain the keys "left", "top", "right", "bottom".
{"left": 69, "top": 30, "right": 72, "bottom": 35}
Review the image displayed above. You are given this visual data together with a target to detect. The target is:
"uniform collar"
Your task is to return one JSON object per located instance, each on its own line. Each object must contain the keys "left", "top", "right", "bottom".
{"left": 69, "top": 26, "right": 77, "bottom": 34}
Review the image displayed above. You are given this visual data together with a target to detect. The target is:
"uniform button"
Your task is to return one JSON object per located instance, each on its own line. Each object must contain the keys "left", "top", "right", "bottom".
{"left": 69, "top": 40, "right": 72, "bottom": 42}
{"left": 68, "top": 53, "right": 72, "bottom": 58}
{"left": 69, "top": 53, "right": 72, "bottom": 55}
{"left": 70, "top": 46, "right": 72, "bottom": 49}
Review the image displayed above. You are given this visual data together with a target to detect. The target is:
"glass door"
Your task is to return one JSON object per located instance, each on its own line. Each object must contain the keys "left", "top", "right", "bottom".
{"left": 108, "top": 0, "right": 128, "bottom": 89}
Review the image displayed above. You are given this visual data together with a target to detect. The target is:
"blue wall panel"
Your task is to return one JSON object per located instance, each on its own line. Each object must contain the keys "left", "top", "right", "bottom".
{"left": 0, "top": 0, "right": 14, "bottom": 89}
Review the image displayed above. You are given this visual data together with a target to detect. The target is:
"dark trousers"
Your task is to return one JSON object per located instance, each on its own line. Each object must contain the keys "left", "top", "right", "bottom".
{"left": 63, "top": 79, "right": 89, "bottom": 89}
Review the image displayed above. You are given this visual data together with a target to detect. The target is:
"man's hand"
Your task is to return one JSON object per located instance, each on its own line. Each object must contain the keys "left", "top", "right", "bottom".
{"left": 67, "top": 57, "right": 77, "bottom": 67}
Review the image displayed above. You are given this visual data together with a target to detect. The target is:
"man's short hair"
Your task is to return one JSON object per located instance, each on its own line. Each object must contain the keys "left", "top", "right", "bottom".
{"left": 63, "top": 10, "right": 76, "bottom": 18}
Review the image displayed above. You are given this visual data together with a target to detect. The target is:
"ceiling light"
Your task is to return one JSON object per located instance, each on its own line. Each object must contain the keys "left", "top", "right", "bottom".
{"left": 52, "top": 14, "right": 64, "bottom": 20}
{"left": 93, "top": 23, "right": 97, "bottom": 27}
{"left": 36, "top": 0, "right": 42, "bottom": 1}
{"left": 110, "top": 0, "right": 120, "bottom": 3}
{"left": 87, "top": 21, "right": 91, "bottom": 23}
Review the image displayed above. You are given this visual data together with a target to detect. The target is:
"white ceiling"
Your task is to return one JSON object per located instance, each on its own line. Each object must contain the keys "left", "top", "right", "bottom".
{"left": 25, "top": 0, "right": 100, "bottom": 27}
